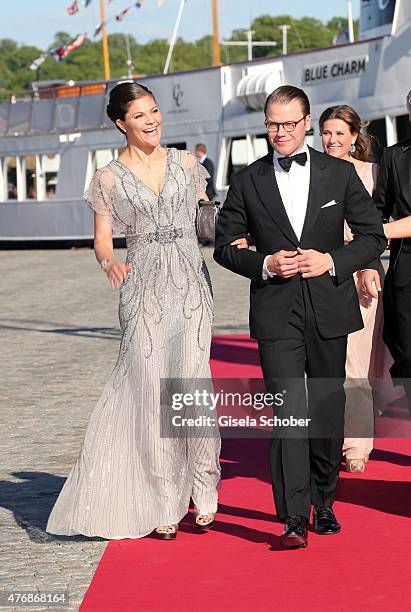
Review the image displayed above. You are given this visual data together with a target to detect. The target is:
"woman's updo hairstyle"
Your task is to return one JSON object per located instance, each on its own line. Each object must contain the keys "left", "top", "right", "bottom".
{"left": 106, "top": 81, "right": 157, "bottom": 134}
{"left": 319, "top": 105, "right": 372, "bottom": 163}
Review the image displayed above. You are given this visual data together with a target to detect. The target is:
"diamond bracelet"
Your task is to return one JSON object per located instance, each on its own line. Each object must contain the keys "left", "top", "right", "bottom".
{"left": 98, "top": 258, "right": 112, "bottom": 271}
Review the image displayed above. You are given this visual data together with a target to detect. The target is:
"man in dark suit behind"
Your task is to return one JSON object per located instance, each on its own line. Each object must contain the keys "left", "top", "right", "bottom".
{"left": 195, "top": 143, "right": 217, "bottom": 200}
{"left": 214, "top": 86, "right": 386, "bottom": 549}
{"left": 372, "top": 90, "right": 411, "bottom": 412}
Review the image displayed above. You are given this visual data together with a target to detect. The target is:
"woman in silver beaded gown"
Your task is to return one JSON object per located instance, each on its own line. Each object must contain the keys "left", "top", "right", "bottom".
{"left": 46, "top": 82, "right": 221, "bottom": 540}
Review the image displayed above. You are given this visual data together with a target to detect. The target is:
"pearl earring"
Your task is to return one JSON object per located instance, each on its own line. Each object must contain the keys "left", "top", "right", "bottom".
{"left": 349, "top": 142, "right": 356, "bottom": 154}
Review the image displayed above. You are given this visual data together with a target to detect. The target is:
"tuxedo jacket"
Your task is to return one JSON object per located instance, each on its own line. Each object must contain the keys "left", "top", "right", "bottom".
{"left": 374, "top": 137, "right": 411, "bottom": 278}
{"left": 374, "top": 137, "right": 411, "bottom": 222}
{"left": 213, "top": 147, "right": 387, "bottom": 340}
{"left": 202, "top": 157, "right": 217, "bottom": 200}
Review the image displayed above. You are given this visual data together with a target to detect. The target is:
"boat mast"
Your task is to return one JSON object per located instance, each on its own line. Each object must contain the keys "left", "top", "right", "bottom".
{"left": 212, "top": 0, "right": 220, "bottom": 65}
{"left": 164, "top": 0, "right": 186, "bottom": 74}
{"left": 347, "top": 0, "right": 355, "bottom": 42}
{"left": 100, "top": 0, "right": 111, "bottom": 80}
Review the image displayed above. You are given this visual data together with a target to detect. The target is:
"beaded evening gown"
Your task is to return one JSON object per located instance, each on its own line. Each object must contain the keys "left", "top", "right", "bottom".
{"left": 47, "top": 148, "right": 221, "bottom": 539}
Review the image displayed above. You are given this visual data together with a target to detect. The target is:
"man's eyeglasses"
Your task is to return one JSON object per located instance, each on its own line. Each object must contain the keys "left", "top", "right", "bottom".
{"left": 264, "top": 116, "right": 307, "bottom": 133}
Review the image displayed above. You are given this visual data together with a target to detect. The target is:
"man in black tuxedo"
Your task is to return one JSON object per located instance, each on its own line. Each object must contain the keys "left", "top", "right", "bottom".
{"left": 195, "top": 143, "right": 217, "bottom": 200}
{"left": 214, "top": 86, "right": 386, "bottom": 549}
{"left": 372, "top": 91, "right": 411, "bottom": 412}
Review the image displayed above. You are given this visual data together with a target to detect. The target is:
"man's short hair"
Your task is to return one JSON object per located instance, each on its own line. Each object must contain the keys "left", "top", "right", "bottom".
{"left": 407, "top": 90, "right": 411, "bottom": 107}
{"left": 264, "top": 85, "right": 310, "bottom": 117}
{"left": 195, "top": 143, "right": 207, "bottom": 153}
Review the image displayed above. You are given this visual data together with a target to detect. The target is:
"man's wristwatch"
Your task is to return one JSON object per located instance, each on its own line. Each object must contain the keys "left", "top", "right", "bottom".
{"left": 99, "top": 258, "right": 112, "bottom": 271}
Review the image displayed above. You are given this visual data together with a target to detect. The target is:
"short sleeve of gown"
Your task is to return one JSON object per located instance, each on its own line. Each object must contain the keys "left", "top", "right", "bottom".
{"left": 84, "top": 167, "right": 125, "bottom": 234}
{"left": 178, "top": 150, "right": 210, "bottom": 200}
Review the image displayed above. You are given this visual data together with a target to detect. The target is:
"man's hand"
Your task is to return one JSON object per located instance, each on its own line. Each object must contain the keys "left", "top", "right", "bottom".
{"left": 361, "top": 269, "right": 381, "bottom": 299}
{"left": 297, "top": 248, "right": 334, "bottom": 279}
{"left": 266, "top": 250, "right": 299, "bottom": 278}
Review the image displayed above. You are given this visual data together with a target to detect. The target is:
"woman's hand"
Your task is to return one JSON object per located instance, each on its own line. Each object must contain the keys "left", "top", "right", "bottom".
{"left": 354, "top": 271, "right": 371, "bottom": 308}
{"left": 105, "top": 261, "right": 132, "bottom": 289}
{"left": 360, "top": 269, "right": 381, "bottom": 301}
{"left": 231, "top": 237, "right": 250, "bottom": 249}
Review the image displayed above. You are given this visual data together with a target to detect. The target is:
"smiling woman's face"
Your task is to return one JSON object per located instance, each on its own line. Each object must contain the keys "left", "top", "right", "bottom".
{"left": 116, "top": 95, "right": 162, "bottom": 149}
{"left": 320, "top": 118, "right": 357, "bottom": 160}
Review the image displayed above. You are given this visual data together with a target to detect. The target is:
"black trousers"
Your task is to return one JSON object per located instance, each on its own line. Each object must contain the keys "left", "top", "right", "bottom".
{"left": 383, "top": 244, "right": 411, "bottom": 407}
{"left": 258, "top": 281, "right": 347, "bottom": 521}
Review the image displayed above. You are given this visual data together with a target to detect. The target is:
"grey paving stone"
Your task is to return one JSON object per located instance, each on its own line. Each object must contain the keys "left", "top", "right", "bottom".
{"left": 0, "top": 246, "right": 250, "bottom": 609}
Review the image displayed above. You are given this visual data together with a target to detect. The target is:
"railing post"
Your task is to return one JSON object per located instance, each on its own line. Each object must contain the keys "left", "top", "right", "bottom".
{"left": 6, "top": 96, "right": 13, "bottom": 135}
{"left": 100, "top": 83, "right": 109, "bottom": 127}
{"left": 74, "top": 86, "right": 82, "bottom": 131}
{"left": 28, "top": 92, "right": 34, "bottom": 134}
{"left": 50, "top": 89, "right": 58, "bottom": 134}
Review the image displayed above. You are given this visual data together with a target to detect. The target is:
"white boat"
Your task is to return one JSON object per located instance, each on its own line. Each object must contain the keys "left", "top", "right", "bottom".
{"left": 0, "top": 0, "right": 409, "bottom": 242}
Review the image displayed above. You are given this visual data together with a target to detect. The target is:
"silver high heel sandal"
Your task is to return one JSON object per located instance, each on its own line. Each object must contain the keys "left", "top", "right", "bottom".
{"left": 193, "top": 507, "right": 215, "bottom": 531}
{"left": 151, "top": 524, "right": 179, "bottom": 540}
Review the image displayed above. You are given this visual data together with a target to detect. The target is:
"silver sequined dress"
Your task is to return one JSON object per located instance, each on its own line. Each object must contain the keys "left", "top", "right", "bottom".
{"left": 46, "top": 148, "right": 221, "bottom": 539}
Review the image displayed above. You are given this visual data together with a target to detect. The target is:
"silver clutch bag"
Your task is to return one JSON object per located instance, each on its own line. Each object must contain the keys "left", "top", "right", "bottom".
{"left": 196, "top": 200, "right": 220, "bottom": 242}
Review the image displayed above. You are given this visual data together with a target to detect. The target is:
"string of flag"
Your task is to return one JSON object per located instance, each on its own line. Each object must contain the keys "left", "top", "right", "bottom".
{"left": 29, "top": 33, "right": 89, "bottom": 70}
{"left": 66, "top": 1, "right": 149, "bottom": 39}
{"left": 67, "top": 1, "right": 95, "bottom": 15}
{"left": 30, "top": 0, "right": 165, "bottom": 70}
{"left": 66, "top": 0, "right": 146, "bottom": 31}
{"left": 92, "top": 2, "right": 144, "bottom": 36}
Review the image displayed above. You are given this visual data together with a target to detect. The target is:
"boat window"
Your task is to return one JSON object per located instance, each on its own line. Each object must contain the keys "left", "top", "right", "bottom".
{"left": 254, "top": 134, "right": 271, "bottom": 159}
{"left": 43, "top": 153, "right": 60, "bottom": 200}
{"left": 396, "top": 114, "right": 411, "bottom": 141}
{"left": 305, "top": 127, "right": 314, "bottom": 149}
{"left": 226, "top": 136, "right": 248, "bottom": 182}
{"left": 85, "top": 149, "right": 117, "bottom": 188}
{"left": 23, "top": 156, "right": 37, "bottom": 199}
{"left": 367, "top": 119, "right": 386, "bottom": 161}
{"left": 4, "top": 157, "right": 17, "bottom": 200}
{"left": 90, "top": 149, "right": 117, "bottom": 180}
{"left": 92, "top": 149, "right": 115, "bottom": 173}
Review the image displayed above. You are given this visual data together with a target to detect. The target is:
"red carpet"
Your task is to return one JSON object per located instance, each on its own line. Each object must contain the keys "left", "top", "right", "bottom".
{"left": 80, "top": 336, "right": 411, "bottom": 612}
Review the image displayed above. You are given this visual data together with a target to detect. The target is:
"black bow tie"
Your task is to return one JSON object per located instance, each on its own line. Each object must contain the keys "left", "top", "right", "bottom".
{"left": 277, "top": 152, "right": 307, "bottom": 172}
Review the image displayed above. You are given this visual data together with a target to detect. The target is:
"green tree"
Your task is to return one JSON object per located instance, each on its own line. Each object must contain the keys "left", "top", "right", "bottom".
{"left": 48, "top": 32, "right": 74, "bottom": 51}
{"left": 326, "top": 17, "right": 360, "bottom": 42}
{"left": 0, "top": 15, "right": 362, "bottom": 92}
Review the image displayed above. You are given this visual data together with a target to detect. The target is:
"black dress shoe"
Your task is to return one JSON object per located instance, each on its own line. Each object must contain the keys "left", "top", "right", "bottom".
{"left": 280, "top": 515, "right": 308, "bottom": 549}
{"left": 313, "top": 507, "right": 341, "bottom": 535}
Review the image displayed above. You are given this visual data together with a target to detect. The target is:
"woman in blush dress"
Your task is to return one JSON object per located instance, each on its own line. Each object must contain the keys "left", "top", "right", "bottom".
{"left": 319, "top": 105, "right": 387, "bottom": 473}
{"left": 46, "top": 82, "right": 221, "bottom": 540}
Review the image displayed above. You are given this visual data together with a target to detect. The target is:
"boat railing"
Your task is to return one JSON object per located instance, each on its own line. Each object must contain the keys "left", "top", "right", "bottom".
{"left": 0, "top": 83, "right": 113, "bottom": 137}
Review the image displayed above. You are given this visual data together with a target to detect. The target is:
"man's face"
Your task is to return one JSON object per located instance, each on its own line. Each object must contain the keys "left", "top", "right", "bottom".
{"left": 265, "top": 99, "right": 311, "bottom": 156}
{"left": 195, "top": 147, "right": 205, "bottom": 160}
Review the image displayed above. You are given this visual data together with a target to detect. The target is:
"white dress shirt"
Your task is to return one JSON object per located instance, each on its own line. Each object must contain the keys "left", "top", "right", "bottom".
{"left": 262, "top": 142, "right": 334, "bottom": 278}
{"left": 263, "top": 143, "right": 309, "bottom": 278}
{"left": 273, "top": 142, "right": 310, "bottom": 240}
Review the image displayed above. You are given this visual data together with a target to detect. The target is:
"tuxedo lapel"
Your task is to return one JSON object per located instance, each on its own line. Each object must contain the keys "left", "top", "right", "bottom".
{"left": 300, "top": 147, "right": 332, "bottom": 242}
{"left": 395, "top": 143, "right": 411, "bottom": 206}
{"left": 250, "top": 153, "right": 299, "bottom": 245}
